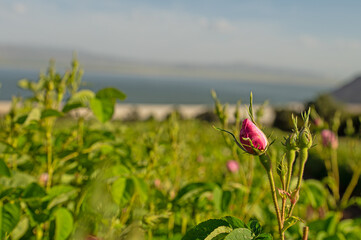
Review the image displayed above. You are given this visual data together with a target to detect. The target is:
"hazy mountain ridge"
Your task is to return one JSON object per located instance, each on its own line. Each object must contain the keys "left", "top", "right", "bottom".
{"left": 0, "top": 44, "right": 333, "bottom": 86}
{"left": 332, "top": 75, "right": 361, "bottom": 103}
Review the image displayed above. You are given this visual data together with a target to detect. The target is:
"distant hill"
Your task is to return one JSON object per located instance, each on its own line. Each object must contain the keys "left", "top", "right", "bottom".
{"left": 332, "top": 76, "right": 361, "bottom": 103}
{"left": 0, "top": 44, "right": 333, "bottom": 86}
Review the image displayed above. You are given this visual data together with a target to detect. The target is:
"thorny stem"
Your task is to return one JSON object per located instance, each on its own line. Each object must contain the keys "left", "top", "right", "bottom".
{"left": 260, "top": 154, "right": 284, "bottom": 240}
{"left": 266, "top": 169, "right": 284, "bottom": 240}
{"left": 286, "top": 150, "right": 296, "bottom": 192}
{"left": 302, "top": 226, "right": 309, "bottom": 240}
{"left": 282, "top": 149, "right": 296, "bottom": 222}
{"left": 288, "top": 148, "right": 308, "bottom": 218}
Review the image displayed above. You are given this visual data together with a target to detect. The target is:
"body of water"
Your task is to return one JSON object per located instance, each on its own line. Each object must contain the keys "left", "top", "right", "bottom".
{"left": 0, "top": 68, "right": 330, "bottom": 105}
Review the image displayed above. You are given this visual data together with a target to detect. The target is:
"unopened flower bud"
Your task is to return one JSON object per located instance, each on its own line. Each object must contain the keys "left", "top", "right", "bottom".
{"left": 321, "top": 129, "right": 338, "bottom": 149}
{"left": 226, "top": 160, "right": 239, "bottom": 173}
{"left": 285, "top": 132, "right": 298, "bottom": 150}
{"left": 298, "top": 127, "right": 312, "bottom": 149}
{"left": 39, "top": 173, "right": 49, "bottom": 187}
{"left": 239, "top": 119, "right": 268, "bottom": 155}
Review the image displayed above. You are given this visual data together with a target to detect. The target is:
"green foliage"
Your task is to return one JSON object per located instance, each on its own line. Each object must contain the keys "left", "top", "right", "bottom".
{"left": 1, "top": 59, "right": 361, "bottom": 240}
{"left": 182, "top": 216, "right": 271, "bottom": 240}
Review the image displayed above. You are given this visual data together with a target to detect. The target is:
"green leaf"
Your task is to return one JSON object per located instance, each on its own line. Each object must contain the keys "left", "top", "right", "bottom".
{"left": 213, "top": 186, "right": 223, "bottom": 212}
{"left": 222, "top": 216, "right": 247, "bottom": 229}
{"left": 96, "top": 87, "right": 126, "bottom": 101}
{"left": 24, "top": 108, "right": 41, "bottom": 126}
{"left": 62, "top": 89, "right": 95, "bottom": 112}
{"left": 224, "top": 228, "right": 252, "bottom": 240}
{"left": 282, "top": 216, "right": 302, "bottom": 233}
{"left": 11, "top": 217, "right": 29, "bottom": 240}
{"left": 22, "top": 183, "right": 47, "bottom": 199}
{"left": 303, "top": 179, "right": 327, "bottom": 208}
{"left": 111, "top": 177, "right": 127, "bottom": 205}
{"left": 62, "top": 102, "right": 83, "bottom": 113}
{"left": 0, "top": 158, "right": 11, "bottom": 177}
{"left": 204, "top": 226, "right": 232, "bottom": 240}
{"left": 69, "top": 89, "right": 95, "bottom": 104}
{"left": 248, "top": 218, "right": 262, "bottom": 236}
{"left": 0, "top": 202, "right": 21, "bottom": 239}
{"left": 221, "top": 191, "right": 232, "bottom": 212}
{"left": 53, "top": 208, "right": 73, "bottom": 240}
{"left": 174, "top": 182, "right": 215, "bottom": 204}
{"left": 254, "top": 233, "right": 273, "bottom": 240}
{"left": 182, "top": 219, "right": 231, "bottom": 240}
{"left": 46, "top": 185, "right": 77, "bottom": 209}
{"left": 17, "top": 79, "right": 31, "bottom": 89}
{"left": 210, "top": 232, "right": 229, "bottom": 240}
{"left": 41, "top": 109, "right": 64, "bottom": 119}
{"left": 90, "top": 97, "right": 114, "bottom": 123}
{"left": 132, "top": 177, "right": 148, "bottom": 203}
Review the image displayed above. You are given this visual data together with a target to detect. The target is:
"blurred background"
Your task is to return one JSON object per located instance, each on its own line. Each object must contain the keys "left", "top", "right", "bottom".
{"left": 1, "top": 0, "right": 361, "bottom": 106}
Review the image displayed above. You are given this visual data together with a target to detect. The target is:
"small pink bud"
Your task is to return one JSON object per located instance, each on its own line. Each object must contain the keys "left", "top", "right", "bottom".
{"left": 321, "top": 130, "right": 338, "bottom": 149}
{"left": 226, "top": 160, "right": 239, "bottom": 173}
{"left": 239, "top": 119, "right": 268, "bottom": 154}
{"left": 154, "top": 179, "right": 161, "bottom": 189}
{"left": 196, "top": 155, "right": 204, "bottom": 163}
{"left": 39, "top": 173, "right": 49, "bottom": 186}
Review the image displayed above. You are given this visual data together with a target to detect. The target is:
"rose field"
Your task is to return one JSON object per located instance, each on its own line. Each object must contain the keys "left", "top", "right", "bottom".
{"left": 0, "top": 60, "right": 361, "bottom": 240}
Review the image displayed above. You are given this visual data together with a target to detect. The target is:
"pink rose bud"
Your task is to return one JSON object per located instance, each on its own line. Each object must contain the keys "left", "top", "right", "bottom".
{"left": 39, "top": 173, "right": 49, "bottom": 186}
{"left": 239, "top": 119, "right": 268, "bottom": 154}
{"left": 154, "top": 179, "right": 161, "bottom": 189}
{"left": 321, "top": 129, "right": 338, "bottom": 149}
{"left": 226, "top": 160, "right": 239, "bottom": 173}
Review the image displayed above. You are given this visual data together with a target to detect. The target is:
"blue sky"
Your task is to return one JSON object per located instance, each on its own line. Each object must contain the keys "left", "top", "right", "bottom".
{"left": 1, "top": 0, "right": 361, "bottom": 78}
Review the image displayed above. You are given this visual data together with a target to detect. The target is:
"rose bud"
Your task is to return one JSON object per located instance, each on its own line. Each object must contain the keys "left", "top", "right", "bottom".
{"left": 239, "top": 119, "right": 268, "bottom": 155}
{"left": 226, "top": 160, "right": 239, "bottom": 173}
{"left": 321, "top": 129, "right": 338, "bottom": 149}
{"left": 298, "top": 127, "right": 313, "bottom": 149}
{"left": 39, "top": 172, "right": 49, "bottom": 187}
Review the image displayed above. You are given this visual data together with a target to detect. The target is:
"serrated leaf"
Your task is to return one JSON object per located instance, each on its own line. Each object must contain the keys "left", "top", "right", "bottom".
{"left": 248, "top": 218, "right": 262, "bottom": 236}
{"left": 68, "top": 89, "right": 95, "bottom": 104}
{"left": 282, "top": 216, "right": 302, "bottom": 233}
{"left": 0, "top": 202, "right": 21, "bottom": 239}
{"left": 62, "top": 89, "right": 95, "bottom": 112}
{"left": 0, "top": 158, "right": 11, "bottom": 177}
{"left": 255, "top": 233, "right": 273, "bottom": 240}
{"left": 222, "top": 216, "right": 247, "bottom": 229}
{"left": 224, "top": 228, "right": 252, "bottom": 240}
{"left": 11, "top": 217, "right": 29, "bottom": 240}
{"left": 211, "top": 232, "right": 229, "bottom": 240}
{"left": 204, "top": 226, "right": 232, "bottom": 240}
{"left": 53, "top": 208, "right": 73, "bottom": 240}
{"left": 182, "top": 219, "right": 231, "bottom": 240}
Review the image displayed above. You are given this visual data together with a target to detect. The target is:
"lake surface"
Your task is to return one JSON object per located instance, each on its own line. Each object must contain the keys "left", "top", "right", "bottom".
{"left": 0, "top": 68, "right": 330, "bottom": 105}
